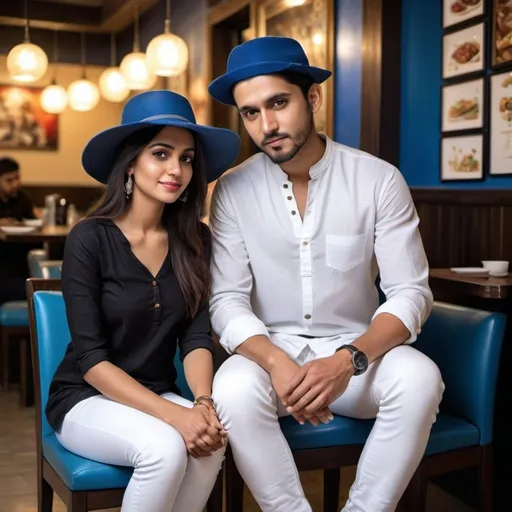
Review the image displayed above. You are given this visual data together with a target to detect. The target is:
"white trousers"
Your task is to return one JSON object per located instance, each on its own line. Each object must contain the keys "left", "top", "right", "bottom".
{"left": 212, "top": 344, "right": 444, "bottom": 512}
{"left": 56, "top": 392, "right": 225, "bottom": 512}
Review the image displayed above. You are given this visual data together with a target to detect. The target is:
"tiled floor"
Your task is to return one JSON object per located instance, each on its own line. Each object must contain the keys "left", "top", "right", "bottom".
{"left": 0, "top": 390, "right": 476, "bottom": 511}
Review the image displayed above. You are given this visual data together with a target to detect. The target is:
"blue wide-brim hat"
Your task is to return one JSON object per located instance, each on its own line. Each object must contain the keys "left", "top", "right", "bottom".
{"left": 82, "top": 90, "right": 241, "bottom": 184}
{"left": 208, "top": 36, "right": 332, "bottom": 105}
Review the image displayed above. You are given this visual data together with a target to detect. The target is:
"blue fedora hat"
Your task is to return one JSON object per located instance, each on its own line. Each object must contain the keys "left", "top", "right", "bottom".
{"left": 82, "top": 90, "right": 241, "bottom": 184}
{"left": 208, "top": 36, "right": 332, "bottom": 105}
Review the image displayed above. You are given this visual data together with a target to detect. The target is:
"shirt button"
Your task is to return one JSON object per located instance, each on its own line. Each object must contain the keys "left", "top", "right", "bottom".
{"left": 304, "top": 314, "right": 311, "bottom": 320}
{"left": 287, "top": 196, "right": 292, "bottom": 200}
{"left": 291, "top": 210, "right": 296, "bottom": 215}
{"left": 152, "top": 281, "right": 157, "bottom": 286}
{"left": 283, "top": 184, "right": 289, "bottom": 189}
{"left": 154, "top": 303, "right": 160, "bottom": 309}
{"left": 303, "top": 241, "right": 309, "bottom": 246}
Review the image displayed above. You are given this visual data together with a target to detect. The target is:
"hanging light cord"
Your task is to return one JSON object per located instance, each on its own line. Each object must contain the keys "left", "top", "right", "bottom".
{"left": 165, "top": 0, "right": 171, "bottom": 34}
{"left": 52, "top": 31, "right": 59, "bottom": 83}
{"left": 110, "top": 33, "right": 116, "bottom": 67}
{"left": 133, "top": 5, "right": 140, "bottom": 52}
{"left": 81, "top": 32, "right": 87, "bottom": 79}
{"left": 24, "top": 0, "right": 30, "bottom": 43}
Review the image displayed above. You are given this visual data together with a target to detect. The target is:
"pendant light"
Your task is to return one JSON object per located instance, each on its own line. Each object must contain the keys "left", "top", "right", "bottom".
{"left": 120, "top": 5, "right": 157, "bottom": 90}
{"left": 99, "top": 34, "right": 130, "bottom": 102}
{"left": 146, "top": 0, "right": 188, "bottom": 77}
{"left": 7, "top": 0, "right": 48, "bottom": 83}
{"left": 67, "top": 33, "right": 100, "bottom": 112}
{"left": 41, "top": 31, "right": 68, "bottom": 114}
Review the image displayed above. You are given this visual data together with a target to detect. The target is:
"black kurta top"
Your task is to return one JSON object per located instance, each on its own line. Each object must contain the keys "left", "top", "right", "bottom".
{"left": 46, "top": 217, "right": 214, "bottom": 431}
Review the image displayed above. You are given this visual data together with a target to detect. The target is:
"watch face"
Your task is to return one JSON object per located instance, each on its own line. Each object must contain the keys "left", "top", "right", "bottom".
{"left": 353, "top": 351, "right": 368, "bottom": 370}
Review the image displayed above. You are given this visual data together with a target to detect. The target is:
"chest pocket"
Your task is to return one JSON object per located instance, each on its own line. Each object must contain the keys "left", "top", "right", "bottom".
{"left": 326, "top": 233, "right": 366, "bottom": 272}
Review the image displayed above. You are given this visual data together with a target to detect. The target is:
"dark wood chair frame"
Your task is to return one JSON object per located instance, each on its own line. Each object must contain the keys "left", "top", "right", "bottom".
{"left": 224, "top": 426, "right": 493, "bottom": 512}
{"left": 0, "top": 324, "right": 31, "bottom": 407}
{"left": 26, "top": 278, "right": 224, "bottom": 512}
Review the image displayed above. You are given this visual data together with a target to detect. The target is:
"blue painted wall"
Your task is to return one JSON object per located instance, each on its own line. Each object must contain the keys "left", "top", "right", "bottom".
{"left": 334, "top": 0, "right": 362, "bottom": 148}
{"left": 400, "top": 0, "right": 512, "bottom": 188}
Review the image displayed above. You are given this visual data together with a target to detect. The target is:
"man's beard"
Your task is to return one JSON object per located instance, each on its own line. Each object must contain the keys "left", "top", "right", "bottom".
{"left": 260, "top": 113, "right": 314, "bottom": 164}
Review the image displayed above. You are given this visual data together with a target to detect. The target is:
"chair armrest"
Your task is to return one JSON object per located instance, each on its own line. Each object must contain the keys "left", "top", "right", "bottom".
{"left": 413, "top": 301, "right": 506, "bottom": 444}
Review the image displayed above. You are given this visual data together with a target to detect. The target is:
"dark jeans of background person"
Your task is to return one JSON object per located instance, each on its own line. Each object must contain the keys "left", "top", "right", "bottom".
{"left": 0, "top": 240, "right": 42, "bottom": 304}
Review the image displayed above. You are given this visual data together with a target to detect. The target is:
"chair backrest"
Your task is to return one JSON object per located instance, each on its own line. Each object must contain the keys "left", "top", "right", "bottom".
{"left": 414, "top": 301, "right": 506, "bottom": 444}
{"left": 27, "top": 249, "right": 48, "bottom": 277}
{"left": 40, "top": 261, "right": 62, "bottom": 279}
{"left": 27, "top": 282, "right": 193, "bottom": 439}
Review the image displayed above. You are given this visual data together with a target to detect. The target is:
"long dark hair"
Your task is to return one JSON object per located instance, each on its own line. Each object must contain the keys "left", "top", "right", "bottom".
{"left": 87, "top": 125, "right": 210, "bottom": 318}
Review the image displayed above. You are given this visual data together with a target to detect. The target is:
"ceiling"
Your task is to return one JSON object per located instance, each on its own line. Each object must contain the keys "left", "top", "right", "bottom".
{"left": 0, "top": 0, "right": 160, "bottom": 33}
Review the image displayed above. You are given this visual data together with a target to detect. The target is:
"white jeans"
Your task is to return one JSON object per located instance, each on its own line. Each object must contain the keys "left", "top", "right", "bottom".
{"left": 56, "top": 392, "right": 225, "bottom": 512}
{"left": 212, "top": 343, "right": 444, "bottom": 512}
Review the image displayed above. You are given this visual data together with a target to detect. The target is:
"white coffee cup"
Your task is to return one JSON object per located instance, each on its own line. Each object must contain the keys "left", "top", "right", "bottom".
{"left": 482, "top": 260, "right": 509, "bottom": 277}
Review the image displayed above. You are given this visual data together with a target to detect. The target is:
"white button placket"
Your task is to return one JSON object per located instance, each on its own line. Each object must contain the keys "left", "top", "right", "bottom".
{"left": 282, "top": 180, "right": 316, "bottom": 330}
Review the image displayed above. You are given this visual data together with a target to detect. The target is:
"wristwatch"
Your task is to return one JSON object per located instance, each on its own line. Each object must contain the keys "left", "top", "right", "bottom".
{"left": 336, "top": 344, "right": 368, "bottom": 376}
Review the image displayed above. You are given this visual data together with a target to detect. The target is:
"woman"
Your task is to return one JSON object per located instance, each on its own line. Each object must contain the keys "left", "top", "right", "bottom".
{"left": 45, "top": 90, "right": 240, "bottom": 512}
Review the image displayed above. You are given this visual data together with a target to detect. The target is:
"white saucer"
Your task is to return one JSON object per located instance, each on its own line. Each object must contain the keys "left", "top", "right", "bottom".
{"left": 0, "top": 225, "right": 37, "bottom": 234}
{"left": 450, "top": 267, "right": 490, "bottom": 276}
{"left": 489, "top": 272, "right": 508, "bottom": 277}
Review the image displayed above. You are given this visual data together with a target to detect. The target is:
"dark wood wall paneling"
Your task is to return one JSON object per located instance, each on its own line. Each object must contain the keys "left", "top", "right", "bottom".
{"left": 412, "top": 189, "right": 512, "bottom": 269}
{"left": 25, "top": 185, "right": 103, "bottom": 214}
{"left": 360, "top": 0, "right": 401, "bottom": 168}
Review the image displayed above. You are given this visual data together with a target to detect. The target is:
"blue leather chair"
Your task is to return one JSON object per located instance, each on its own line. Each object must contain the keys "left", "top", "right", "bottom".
{"left": 0, "top": 249, "right": 47, "bottom": 398}
{"left": 28, "top": 249, "right": 49, "bottom": 277}
{"left": 225, "top": 302, "right": 506, "bottom": 512}
{"left": 39, "top": 260, "right": 62, "bottom": 279}
{"left": 26, "top": 278, "right": 223, "bottom": 512}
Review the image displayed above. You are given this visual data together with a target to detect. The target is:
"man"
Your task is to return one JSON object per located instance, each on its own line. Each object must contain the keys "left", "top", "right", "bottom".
{"left": 0, "top": 157, "right": 37, "bottom": 304}
{"left": 208, "top": 36, "right": 444, "bottom": 512}
{"left": 0, "top": 157, "right": 36, "bottom": 223}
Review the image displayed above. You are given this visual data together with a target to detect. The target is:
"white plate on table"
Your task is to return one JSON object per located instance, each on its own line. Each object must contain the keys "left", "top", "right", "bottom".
{"left": 450, "top": 267, "right": 490, "bottom": 276}
{"left": 23, "top": 218, "right": 43, "bottom": 227}
{"left": 0, "top": 225, "right": 37, "bottom": 234}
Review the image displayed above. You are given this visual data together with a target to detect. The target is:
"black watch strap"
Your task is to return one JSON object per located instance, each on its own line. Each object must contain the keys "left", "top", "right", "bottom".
{"left": 336, "top": 344, "right": 368, "bottom": 376}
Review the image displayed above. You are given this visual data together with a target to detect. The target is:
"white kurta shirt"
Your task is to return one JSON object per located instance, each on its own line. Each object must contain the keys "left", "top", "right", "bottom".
{"left": 209, "top": 136, "right": 433, "bottom": 360}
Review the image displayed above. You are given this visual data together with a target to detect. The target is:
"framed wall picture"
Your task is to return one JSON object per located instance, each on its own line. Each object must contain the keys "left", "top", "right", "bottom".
{"left": 443, "top": 22, "right": 485, "bottom": 79}
{"left": 441, "top": 133, "right": 484, "bottom": 181}
{"left": 442, "top": 77, "right": 484, "bottom": 132}
{"left": 0, "top": 84, "right": 58, "bottom": 150}
{"left": 443, "top": 0, "right": 484, "bottom": 30}
{"left": 489, "top": 71, "right": 512, "bottom": 175}
{"left": 492, "top": 0, "right": 512, "bottom": 67}
{"left": 256, "top": 0, "right": 334, "bottom": 137}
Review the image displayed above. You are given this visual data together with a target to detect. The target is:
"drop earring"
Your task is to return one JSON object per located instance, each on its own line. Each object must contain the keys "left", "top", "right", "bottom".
{"left": 125, "top": 175, "right": 133, "bottom": 199}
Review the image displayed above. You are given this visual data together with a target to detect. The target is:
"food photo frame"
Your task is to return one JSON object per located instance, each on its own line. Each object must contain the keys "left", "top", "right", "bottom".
{"left": 441, "top": 77, "right": 485, "bottom": 132}
{"left": 493, "top": 0, "right": 512, "bottom": 67}
{"left": 489, "top": 70, "right": 512, "bottom": 175}
{"left": 443, "top": 0, "right": 485, "bottom": 29}
{"left": 443, "top": 21, "right": 485, "bottom": 79}
{"left": 440, "top": 132, "right": 485, "bottom": 181}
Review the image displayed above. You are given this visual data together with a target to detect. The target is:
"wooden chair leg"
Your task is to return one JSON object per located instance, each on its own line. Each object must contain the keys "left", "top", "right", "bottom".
{"left": 19, "top": 337, "right": 27, "bottom": 407}
{"left": 479, "top": 444, "right": 493, "bottom": 512}
{"left": 225, "top": 448, "right": 244, "bottom": 512}
{"left": 1, "top": 328, "right": 9, "bottom": 391}
{"left": 206, "top": 465, "right": 224, "bottom": 512}
{"left": 402, "top": 467, "right": 427, "bottom": 512}
{"left": 68, "top": 491, "right": 87, "bottom": 512}
{"left": 323, "top": 468, "right": 340, "bottom": 512}
{"left": 38, "top": 475, "right": 53, "bottom": 512}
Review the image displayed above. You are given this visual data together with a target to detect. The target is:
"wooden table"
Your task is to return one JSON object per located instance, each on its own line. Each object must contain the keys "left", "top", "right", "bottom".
{"left": 429, "top": 268, "right": 511, "bottom": 511}
{"left": 0, "top": 225, "right": 70, "bottom": 259}
{"left": 429, "top": 268, "right": 512, "bottom": 299}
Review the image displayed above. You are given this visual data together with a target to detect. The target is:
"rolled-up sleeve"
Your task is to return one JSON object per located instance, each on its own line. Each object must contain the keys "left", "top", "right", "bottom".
{"left": 61, "top": 223, "right": 109, "bottom": 375}
{"left": 178, "top": 301, "right": 215, "bottom": 360}
{"left": 372, "top": 167, "right": 433, "bottom": 343}
{"left": 209, "top": 179, "right": 269, "bottom": 354}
